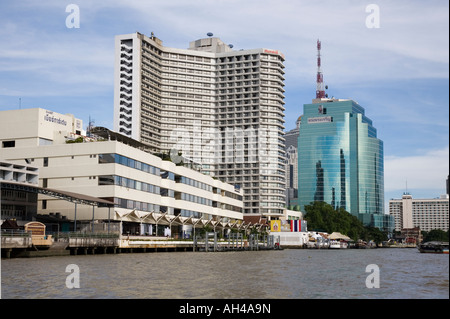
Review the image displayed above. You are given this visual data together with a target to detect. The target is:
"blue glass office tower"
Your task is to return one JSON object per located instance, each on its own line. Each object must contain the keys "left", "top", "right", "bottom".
{"left": 298, "top": 98, "right": 393, "bottom": 231}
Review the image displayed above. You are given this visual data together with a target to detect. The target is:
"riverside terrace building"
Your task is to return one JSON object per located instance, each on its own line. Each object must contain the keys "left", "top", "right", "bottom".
{"left": 114, "top": 32, "right": 286, "bottom": 218}
{"left": 0, "top": 108, "right": 244, "bottom": 237}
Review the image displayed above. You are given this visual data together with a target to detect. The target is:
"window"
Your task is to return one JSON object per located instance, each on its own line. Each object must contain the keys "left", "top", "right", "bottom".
{"left": 160, "top": 170, "right": 175, "bottom": 180}
{"left": 39, "top": 138, "right": 52, "bottom": 146}
{"left": 98, "top": 175, "right": 115, "bottom": 185}
{"left": 43, "top": 157, "right": 48, "bottom": 167}
{"left": 160, "top": 188, "right": 169, "bottom": 197}
{"left": 98, "top": 154, "right": 116, "bottom": 164}
{"left": 2, "top": 141, "right": 15, "bottom": 148}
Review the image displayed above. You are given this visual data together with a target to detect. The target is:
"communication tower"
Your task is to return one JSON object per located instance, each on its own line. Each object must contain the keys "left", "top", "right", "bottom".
{"left": 316, "top": 39, "right": 326, "bottom": 99}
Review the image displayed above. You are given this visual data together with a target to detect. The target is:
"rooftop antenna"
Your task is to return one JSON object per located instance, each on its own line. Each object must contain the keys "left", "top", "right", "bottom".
{"left": 404, "top": 179, "right": 410, "bottom": 195}
{"left": 316, "top": 39, "right": 326, "bottom": 99}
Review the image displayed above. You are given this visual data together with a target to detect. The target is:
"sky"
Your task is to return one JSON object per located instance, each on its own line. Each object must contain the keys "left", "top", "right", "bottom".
{"left": 0, "top": 0, "right": 448, "bottom": 205}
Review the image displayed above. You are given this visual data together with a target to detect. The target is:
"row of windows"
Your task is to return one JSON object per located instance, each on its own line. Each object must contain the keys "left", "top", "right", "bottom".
{"left": 160, "top": 51, "right": 212, "bottom": 63}
{"left": 177, "top": 192, "right": 212, "bottom": 206}
{"left": 1, "top": 209, "right": 26, "bottom": 218}
{"left": 163, "top": 72, "right": 212, "bottom": 83}
{"left": 221, "top": 203, "right": 242, "bottom": 213}
{"left": 115, "top": 197, "right": 160, "bottom": 212}
{"left": 160, "top": 111, "right": 214, "bottom": 120}
{"left": 99, "top": 175, "right": 240, "bottom": 209}
{"left": 178, "top": 209, "right": 202, "bottom": 219}
{"left": 139, "top": 45, "right": 283, "bottom": 80}
{"left": 99, "top": 175, "right": 160, "bottom": 195}
{"left": 98, "top": 153, "right": 243, "bottom": 200}
{"left": 412, "top": 210, "right": 449, "bottom": 214}
{"left": 161, "top": 78, "right": 213, "bottom": 88}
{"left": 99, "top": 153, "right": 223, "bottom": 194}
{"left": 224, "top": 191, "right": 243, "bottom": 201}
{"left": 176, "top": 175, "right": 213, "bottom": 192}
{"left": 161, "top": 65, "right": 214, "bottom": 77}
{"left": 99, "top": 154, "right": 160, "bottom": 176}
{"left": 164, "top": 60, "right": 213, "bottom": 70}
{"left": 1, "top": 190, "right": 36, "bottom": 202}
{"left": 217, "top": 54, "right": 261, "bottom": 63}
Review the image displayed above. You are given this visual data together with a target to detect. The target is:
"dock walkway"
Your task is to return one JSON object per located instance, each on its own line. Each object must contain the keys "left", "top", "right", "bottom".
{"left": 2, "top": 232, "right": 280, "bottom": 258}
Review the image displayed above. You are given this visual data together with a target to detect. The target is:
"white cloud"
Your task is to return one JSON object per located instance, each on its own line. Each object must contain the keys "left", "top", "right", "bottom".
{"left": 384, "top": 146, "right": 449, "bottom": 192}
{"left": 0, "top": 24, "right": 114, "bottom": 96}
{"left": 123, "top": 0, "right": 450, "bottom": 89}
{"left": 1, "top": 0, "right": 447, "bottom": 98}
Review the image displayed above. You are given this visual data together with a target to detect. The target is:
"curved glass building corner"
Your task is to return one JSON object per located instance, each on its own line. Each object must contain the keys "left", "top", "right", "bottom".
{"left": 298, "top": 99, "right": 387, "bottom": 230}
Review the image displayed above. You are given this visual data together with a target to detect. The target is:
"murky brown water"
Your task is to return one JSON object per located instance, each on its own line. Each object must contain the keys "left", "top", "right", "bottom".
{"left": 1, "top": 248, "right": 448, "bottom": 299}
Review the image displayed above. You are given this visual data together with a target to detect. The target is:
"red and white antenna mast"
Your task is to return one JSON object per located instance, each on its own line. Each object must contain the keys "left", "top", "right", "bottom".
{"left": 316, "top": 39, "right": 326, "bottom": 99}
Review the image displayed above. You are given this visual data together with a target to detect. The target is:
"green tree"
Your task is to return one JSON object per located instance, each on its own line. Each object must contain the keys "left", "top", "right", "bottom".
{"left": 304, "top": 201, "right": 327, "bottom": 231}
{"left": 347, "top": 213, "right": 365, "bottom": 240}
{"left": 362, "top": 226, "right": 388, "bottom": 244}
{"left": 303, "top": 201, "right": 387, "bottom": 242}
{"left": 304, "top": 201, "right": 349, "bottom": 235}
{"left": 423, "top": 229, "right": 449, "bottom": 242}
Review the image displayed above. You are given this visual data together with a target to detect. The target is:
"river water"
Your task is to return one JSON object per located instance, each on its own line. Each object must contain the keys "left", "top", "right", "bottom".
{"left": 1, "top": 248, "right": 448, "bottom": 299}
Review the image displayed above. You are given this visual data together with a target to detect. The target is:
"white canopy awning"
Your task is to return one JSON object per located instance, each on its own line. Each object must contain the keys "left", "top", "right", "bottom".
{"left": 328, "top": 232, "right": 351, "bottom": 240}
{"left": 114, "top": 209, "right": 268, "bottom": 233}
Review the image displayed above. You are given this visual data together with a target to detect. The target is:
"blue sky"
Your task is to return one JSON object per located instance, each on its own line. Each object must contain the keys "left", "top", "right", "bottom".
{"left": 0, "top": 0, "right": 448, "bottom": 204}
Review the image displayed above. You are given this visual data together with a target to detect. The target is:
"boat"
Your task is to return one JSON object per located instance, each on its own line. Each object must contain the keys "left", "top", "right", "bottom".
{"left": 418, "top": 241, "right": 449, "bottom": 254}
{"left": 329, "top": 240, "right": 348, "bottom": 249}
{"left": 328, "top": 232, "right": 350, "bottom": 249}
{"left": 353, "top": 239, "right": 368, "bottom": 249}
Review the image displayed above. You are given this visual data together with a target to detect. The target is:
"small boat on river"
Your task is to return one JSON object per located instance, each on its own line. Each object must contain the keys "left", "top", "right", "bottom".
{"left": 329, "top": 240, "right": 348, "bottom": 249}
{"left": 418, "top": 241, "right": 449, "bottom": 254}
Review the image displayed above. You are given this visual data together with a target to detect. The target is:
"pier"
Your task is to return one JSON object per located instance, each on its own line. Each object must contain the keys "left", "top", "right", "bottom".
{"left": 1, "top": 230, "right": 32, "bottom": 258}
{"left": 1, "top": 231, "right": 281, "bottom": 258}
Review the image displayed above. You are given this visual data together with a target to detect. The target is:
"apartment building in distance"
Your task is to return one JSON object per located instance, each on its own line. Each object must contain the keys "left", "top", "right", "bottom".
{"left": 284, "top": 116, "right": 301, "bottom": 208}
{"left": 389, "top": 192, "right": 449, "bottom": 232}
{"left": 114, "top": 32, "right": 286, "bottom": 217}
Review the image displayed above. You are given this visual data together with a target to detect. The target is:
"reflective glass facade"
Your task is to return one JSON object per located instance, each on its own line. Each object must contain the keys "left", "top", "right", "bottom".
{"left": 298, "top": 99, "right": 389, "bottom": 230}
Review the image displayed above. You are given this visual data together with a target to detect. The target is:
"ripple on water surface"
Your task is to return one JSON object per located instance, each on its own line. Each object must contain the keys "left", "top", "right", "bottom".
{"left": 1, "top": 248, "right": 448, "bottom": 299}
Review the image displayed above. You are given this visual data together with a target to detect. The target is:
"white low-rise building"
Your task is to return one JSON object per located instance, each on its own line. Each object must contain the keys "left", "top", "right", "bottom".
{"left": 0, "top": 108, "right": 84, "bottom": 148}
{"left": 0, "top": 108, "right": 243, "bottom": 236}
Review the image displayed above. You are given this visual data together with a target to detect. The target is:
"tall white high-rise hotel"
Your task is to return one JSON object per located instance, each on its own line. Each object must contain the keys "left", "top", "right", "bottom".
{"left": 114, "top": 32, "right": 286, "bottom": 217}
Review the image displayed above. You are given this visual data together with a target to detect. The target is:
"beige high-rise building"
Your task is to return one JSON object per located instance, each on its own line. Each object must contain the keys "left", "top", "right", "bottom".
{"left": 114, "top": 32, "right": 286, "bottom": 217}
{"left": 389, "top": 193, "right": 449, "bottom": 232}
